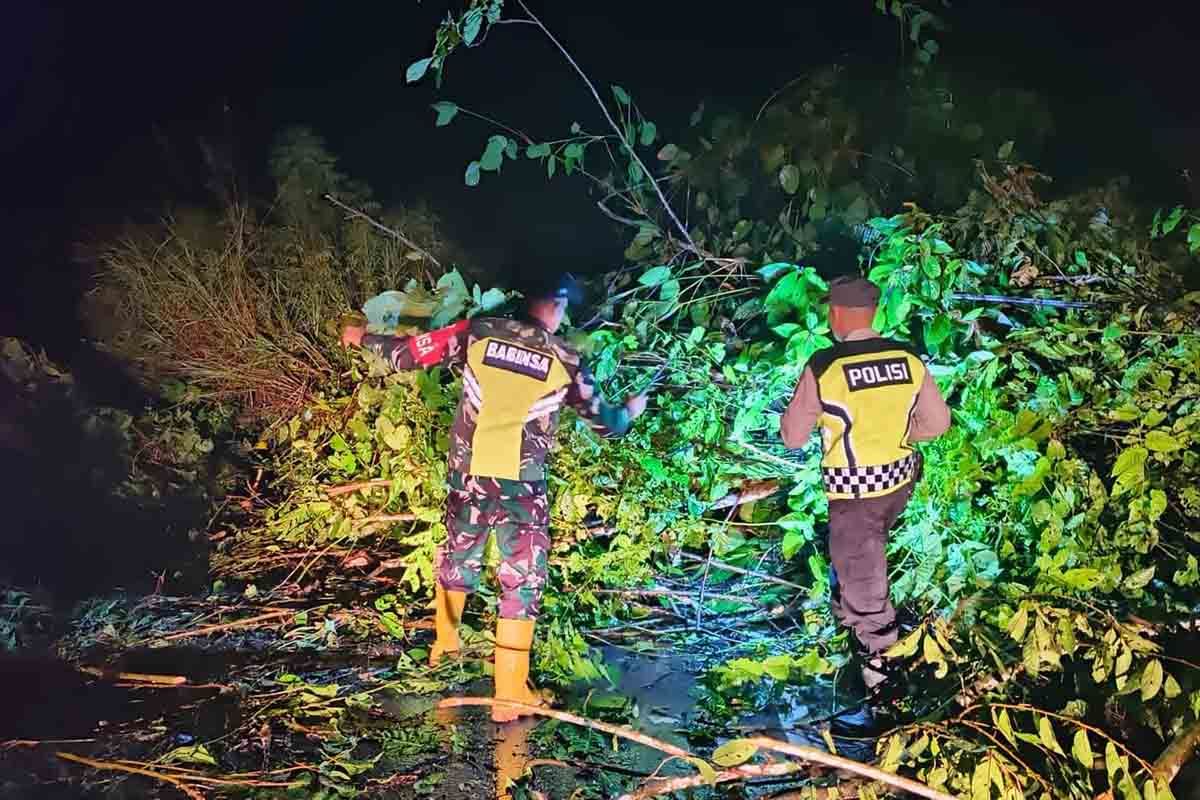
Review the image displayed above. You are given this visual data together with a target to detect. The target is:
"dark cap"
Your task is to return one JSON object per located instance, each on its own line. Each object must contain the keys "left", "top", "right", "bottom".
{"left": 520, "top": 271, "right": 583, "bottom": 305}
{"left": 828, "top": 276, "right": 880, "bottom": 309}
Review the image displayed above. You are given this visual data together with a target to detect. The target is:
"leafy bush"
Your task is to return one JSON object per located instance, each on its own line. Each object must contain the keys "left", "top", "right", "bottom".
{"left": 86, "top": 127, "right": 462, "bottom": 418}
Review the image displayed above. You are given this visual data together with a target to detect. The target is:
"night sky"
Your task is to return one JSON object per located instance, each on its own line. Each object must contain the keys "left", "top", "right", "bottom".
{"left": 4, "top": 1, "right": 1198, "bottom": 362}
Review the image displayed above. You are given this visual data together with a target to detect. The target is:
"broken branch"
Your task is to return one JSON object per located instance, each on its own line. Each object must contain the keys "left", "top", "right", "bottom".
{"left": 676, "top": 552, "right": 806, "bottom": 593}
{"left": 436, "top": 698, "right": 692, "bottom": 758}
{"left": 745, "top": 737, "right": 958, "bottom": 800}
{"left": 616, "top": 762, "right": 801, "bottom": 800}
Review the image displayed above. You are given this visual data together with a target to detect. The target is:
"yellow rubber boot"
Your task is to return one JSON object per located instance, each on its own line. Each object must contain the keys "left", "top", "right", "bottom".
{"left": 428, "top": 586, "right": 467, "bottom": 667}
{"left": 492, "top": 618, "right": 545, "bottom": 723}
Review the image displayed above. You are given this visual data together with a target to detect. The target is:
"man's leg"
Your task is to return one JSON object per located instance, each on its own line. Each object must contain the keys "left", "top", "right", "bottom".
{"left": 430, "top": 486, "right": 491, "bottom": 665}
{"left": 827, "top": 484, "right": 913, "bottom": 687}
{"left": 492, "top": 489, "right": 551, "bottom": 723}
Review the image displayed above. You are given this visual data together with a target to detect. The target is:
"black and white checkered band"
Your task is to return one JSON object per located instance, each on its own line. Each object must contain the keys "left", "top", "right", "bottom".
{"left": 822, "top": 454, "right": 916, "bottom": 497}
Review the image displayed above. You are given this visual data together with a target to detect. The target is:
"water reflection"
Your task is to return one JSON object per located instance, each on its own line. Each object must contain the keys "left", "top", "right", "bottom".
{"left": 493, "top": 715, "right": 539, "bottom": 799}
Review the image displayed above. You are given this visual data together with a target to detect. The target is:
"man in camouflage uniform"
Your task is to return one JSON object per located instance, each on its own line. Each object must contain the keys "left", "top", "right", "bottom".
{"left": 341, "top": 273, "right": 646, "bottom": 723}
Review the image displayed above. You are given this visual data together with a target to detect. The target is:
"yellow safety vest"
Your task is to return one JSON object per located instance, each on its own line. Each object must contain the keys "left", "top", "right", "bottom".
{"left": 810, "top": 337, "right": 926, "bottom": 500}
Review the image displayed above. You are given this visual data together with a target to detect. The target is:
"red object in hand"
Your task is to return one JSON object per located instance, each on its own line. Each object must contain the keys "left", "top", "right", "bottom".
{"left": 407, "top": 320, "right": 469, "bottom": 366}
{"left": 341, "top": 325, "right": 366, "bottom": 348}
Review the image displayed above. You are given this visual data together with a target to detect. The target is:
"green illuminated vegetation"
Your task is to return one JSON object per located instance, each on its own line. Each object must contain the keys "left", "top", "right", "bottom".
{"left": 5, "top": 1, "right": 1200, "bottom": 798}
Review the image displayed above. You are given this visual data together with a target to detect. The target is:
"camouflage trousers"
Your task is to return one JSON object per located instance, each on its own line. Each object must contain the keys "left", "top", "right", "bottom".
{"left": 437, "top": 471, "right": 551, "bottom": 620}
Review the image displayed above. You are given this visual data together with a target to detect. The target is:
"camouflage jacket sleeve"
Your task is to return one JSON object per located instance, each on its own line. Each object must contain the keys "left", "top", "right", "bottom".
{"left": 564, "top": 359, "right": 632, "bottom": 437}
{"left": 361, "top": 320, "right": 470, "bottom": 372}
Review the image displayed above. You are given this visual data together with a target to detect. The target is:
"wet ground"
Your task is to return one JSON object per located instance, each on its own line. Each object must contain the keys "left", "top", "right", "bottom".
{"left": 0, "top": 633, "right": 859, "bottom": 799}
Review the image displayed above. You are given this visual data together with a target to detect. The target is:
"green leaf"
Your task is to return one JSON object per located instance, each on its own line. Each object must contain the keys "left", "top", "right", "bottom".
{"left": 758, "top": 261, "right": 797, "bottom": 282}
{"left": 547, "top": 154, "right": 556, "bottom": 178}
{"left": 1038, "top": 716, "right": 1065, "bottom": 756}
{"left": 1148, "top": 489, "right": 1168, "bottom": 521}
{"left": 1072, "top": 729, "right": 1094, "bottom": 768}
{"left": 997, "top": 140, "right": 1014, "bottom": 160}
{"left": 1188, "top": 223, "right": 1200, "bottom": 253}
{"left": 638, "top": 266, "right": 672, "bottom": 287}
{"left": 762, "top": 655, "right": 792, "bottom": 681}
{"left": 780, "top": 164, "right": 801, "bottom": 195}
{"left": 464, "top": 161, "right": 481, "bottom": 187}
{"left": 406, "top": 57, "right": 432, "bottom": 84}
{"left": 772, "top": 323, "right": 801, "bottom": 339}
{"left": 922, "top": 631, "right": 949, "bottom": 678}
{"left": 712, "top": 739, "right": 759, "bottom": 768}
{"left": 164, "top": 745, "right": 218, "bottom": 767}
{"left": 504, "top": 138, "right": 518, "bottom": 160}
{"left": 926, "top": 314, "right": 954, "bottom": 347}
{"left": 462, "top": 8, "right": 483, "bottom": 44}
{"left": 1124, "top": 565, "right": 1156, "bottom": 591}
{"left": 1145, "top": 430, "right": 1182, "bottom": 453}
{"left": 431, "top": 101, "right": 459, "bottom": 126}
{"left": 1162, "top": 206, "right": 1184, "bottom": 235}
{"left": 477, "top": 288, "right": 508, "bottom": 312}
{"left": 1111, "top": 446, "right": 1148, "bottom": 494}
{"left": 881, "top": 734, "right": 904, "bottom": 773}
{"left": 480, "top": 135, "right": 507, "bottom": 171}
{"left": 1141, "top": 659, "right": 1164, "bottom": 701}
{"left": 526, "top": 142, "right": 551, "bottom": 159}
{"left": 1164, "top": 672, "right": 1182, "bottom": 699}
{"left": 640, "top": 121, "right": 658, "bottom": 146}
{"left": 612, "top": 85, "right": 631, "bottom": 105}
{"left": 683, "top": 757, "right": 717, "bottom": 785}
{"left": 884, "top": 627, "right": 923, "bottom": 659}
{"left": 996, "top": 708, "right": 1016, "bottom": 745}
{"left": 1007, "top": 606, "right": 1030, "bottom": 643}
{"left": 1105, "top": 740, "right": 1121, "bottom": 779}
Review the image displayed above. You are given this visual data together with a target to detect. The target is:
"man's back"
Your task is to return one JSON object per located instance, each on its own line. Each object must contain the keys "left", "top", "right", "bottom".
{"left": 364, "top": 315, "right": 629, "bottom": 483}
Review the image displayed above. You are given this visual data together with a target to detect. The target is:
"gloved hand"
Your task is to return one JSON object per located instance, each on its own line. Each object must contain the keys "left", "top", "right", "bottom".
{"left": 625, "top": 393, "right": 649, "bottom": 420}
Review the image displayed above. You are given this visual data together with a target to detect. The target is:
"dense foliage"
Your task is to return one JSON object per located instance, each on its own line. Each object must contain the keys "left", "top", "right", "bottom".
{"left": 23, "top": 2, "right": 1200, "bottom": 798}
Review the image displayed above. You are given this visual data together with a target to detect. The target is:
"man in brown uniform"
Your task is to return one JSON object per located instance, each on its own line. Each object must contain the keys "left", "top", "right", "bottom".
{"left": 781, "top": 277, "right": 951, "bottom": 692}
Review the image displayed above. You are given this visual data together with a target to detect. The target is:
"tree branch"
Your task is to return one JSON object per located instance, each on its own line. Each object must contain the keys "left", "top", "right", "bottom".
{"left": 512, "top": 0, "right": 701, "bottom": 257}
{"left": 676, "top": 551, "right": 806, "bottom": 593}
{"left": 322, "top": 194, "right": 441, "bottom": 268}
{"left": 1153, "top": 717, "right": 1200, "bottom": 787}
{"left": 436, "top": 697, "right": 692, "bottom": 758}
{"left": 744, "top": 738, "right": 958, "bottom": 800}
{"left": 616, "top": 762, "right": 802, "bottom": 800}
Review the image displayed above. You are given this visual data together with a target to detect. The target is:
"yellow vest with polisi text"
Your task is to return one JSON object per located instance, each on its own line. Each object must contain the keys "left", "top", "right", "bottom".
{"left": 810, "top": 337, "right": 926, "bottom": 500}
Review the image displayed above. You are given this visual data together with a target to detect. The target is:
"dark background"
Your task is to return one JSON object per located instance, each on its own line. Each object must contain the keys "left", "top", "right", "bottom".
{"left": 4, "top": 1, "right": 1199, "bottom": 365}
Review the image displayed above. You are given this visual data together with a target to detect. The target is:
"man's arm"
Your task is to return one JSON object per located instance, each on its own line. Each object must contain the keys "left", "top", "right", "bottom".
{"left": 564, "top": 361, "right": 645, "bottom": 437}
{"left": 780, "top": 367, "right": 821, "bottom": 449}
{"left": 907, "top": 370, "right": 951, "bottom": 442}
{"left": 343, "top": 320, "right": 470, "bottom": 372}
